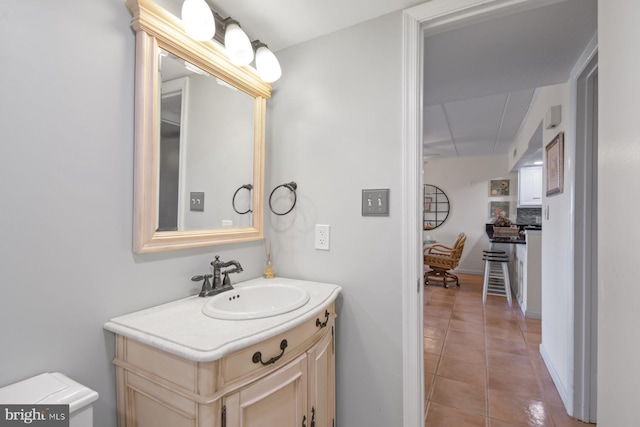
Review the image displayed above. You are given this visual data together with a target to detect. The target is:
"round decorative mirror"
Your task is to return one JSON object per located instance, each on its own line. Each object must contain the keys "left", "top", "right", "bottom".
{"left": 423, "top": 184, "right": 450, "bottom": 230}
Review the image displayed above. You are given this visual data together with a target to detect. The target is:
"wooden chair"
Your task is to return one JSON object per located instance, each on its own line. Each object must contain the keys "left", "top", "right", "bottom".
{"left": 424, "top": 233, "right": 466, "bottom": 288}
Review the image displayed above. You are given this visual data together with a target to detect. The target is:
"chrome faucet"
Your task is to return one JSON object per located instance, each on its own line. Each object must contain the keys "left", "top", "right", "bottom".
{"left": 192, "top": 256, "right": 243, "bottom": 297}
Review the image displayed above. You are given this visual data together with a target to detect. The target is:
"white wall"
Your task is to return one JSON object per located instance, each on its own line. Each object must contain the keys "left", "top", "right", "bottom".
{"left": 597, "top": 0, "right": 640, "bottom": 424}
{"left": 0, "top": 1, "right": 265, "bottom": 425}
{"left": 267, "top": 12, "right": 404, "bottom": 427}
{"left": 423, "top": 155, "right": 517, "bottom": 274}
{"left": 507, "top": 81, "right": 577, "bottom": 409}
{"left": 509, "top": 83, "right": 567, "bottom": 170}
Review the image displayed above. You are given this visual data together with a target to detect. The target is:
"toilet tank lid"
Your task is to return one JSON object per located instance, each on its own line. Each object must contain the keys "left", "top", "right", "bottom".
{"left": 0, "top": 372, "right": 98, "bottom": 412}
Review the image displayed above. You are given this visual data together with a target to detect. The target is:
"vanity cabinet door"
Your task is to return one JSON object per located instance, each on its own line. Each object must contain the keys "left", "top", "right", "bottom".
{"left": 224, "top": 354, "right": 308, "bottom": 427}
{"left": 307, "top": 329, "right": 335, "bottom": 427}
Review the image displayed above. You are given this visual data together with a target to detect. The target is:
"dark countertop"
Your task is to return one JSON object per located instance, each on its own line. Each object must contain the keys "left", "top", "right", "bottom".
{"left": 485, "top": 223, "right": 539, "bottom": 244}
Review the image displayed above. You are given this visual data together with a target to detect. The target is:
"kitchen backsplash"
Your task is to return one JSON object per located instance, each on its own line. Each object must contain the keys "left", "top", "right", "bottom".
{"left": 517, "top": 207, "right": 542, "bottom": 224}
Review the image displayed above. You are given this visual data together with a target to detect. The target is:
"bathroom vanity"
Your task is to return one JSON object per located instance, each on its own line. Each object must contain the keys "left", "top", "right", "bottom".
{"left": 105, "top": 278, "right": 341, "bottom": 427}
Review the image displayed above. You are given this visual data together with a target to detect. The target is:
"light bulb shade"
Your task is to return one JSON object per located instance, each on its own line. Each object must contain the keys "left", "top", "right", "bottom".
{"left": 181, "top": 0, "right": 215, "bottom": 41}
{"left": 224, "top": 22, "right": 254, "bottom": 66}
{"left": 255, "top": 46, "right": 282, "bottom": 83}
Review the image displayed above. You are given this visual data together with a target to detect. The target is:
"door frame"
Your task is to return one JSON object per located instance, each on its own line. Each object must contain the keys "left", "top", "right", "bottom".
{"left": 401, "top": 1, "right": 578, "bottom": 425}
{"left": 572, "top": 45, "right": 598, "bottom": 422}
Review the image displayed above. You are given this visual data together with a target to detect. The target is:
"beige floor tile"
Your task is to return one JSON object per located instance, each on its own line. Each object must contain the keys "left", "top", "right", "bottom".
{"left": 486, "top": 335, "right": 529, "bottom": 357}
{"left": 437, "top": 356, "right": 486, "bottom": 387}
{"left": 452, "top": 303, "right": 484, "bottom": 316}
{"left": 424, "top": 352, "right": 440, "bottom": 374}
{"left": 488, "top": 419, "right": 523, "bottom": 427}
{"left": 488, "top": 390, "right": 553, "bottom": 427}
{"left": 423, "top": 274, "right": 596, "bottom": 427}
{"left": 424, "top": 306, "right": 453, "bottom": 319}
{"left": 424, "top": 325, "right": 447, "bottom": 341}
{"left": 425, "top": 402, "right": 487, "bottom": 427}
{"left": 442, "top": 341, "right": 487, "bottom": 364}
{"left": 452, "top": 311, "right": 484, "bottom": 324}
{"left": 424, "top": 315, "right": 450, "bottom": 329}
{"left": 487, "top": 366, "right": 542, "bottom": 399}
{"left": 487, "top": 351, "right": 535, "bottom": 376}
{"left": 449, "top": 319, "right": 485, "bottom": 336}
{"left": 425, "top": 372, "right": 435, "bottom": 398}
{"left": 424, "top": 337, "right": 444, "bottom": 356}
{"left": 485, "top": 325, "right": 525, "bottom": 342}
{"left": 431, "top": 376, "right": 487, "bottom": 416}
{"left": 427, "top": 300, "right": 455, "bottom": 310}
{"left": 446, "top": 329, "right": 486, "bottom": 350}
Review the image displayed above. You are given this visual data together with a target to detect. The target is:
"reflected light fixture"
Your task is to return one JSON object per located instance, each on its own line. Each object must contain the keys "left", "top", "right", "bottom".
{"left": 181, "top": 0, "right": 215, "bottom": 41}
{"left": 253, "top": 41, "right": 282, "bottom": 83}
{"left": 224, "top": 19, "right": 254, "bottom": 66}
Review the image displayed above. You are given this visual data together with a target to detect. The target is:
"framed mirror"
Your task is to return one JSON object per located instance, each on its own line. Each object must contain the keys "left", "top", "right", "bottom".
{"left": 423, "top": 184, "right": 450, "bottom": 230}
{"left": 127, "top": 0, "right": 271, "bottom": 253}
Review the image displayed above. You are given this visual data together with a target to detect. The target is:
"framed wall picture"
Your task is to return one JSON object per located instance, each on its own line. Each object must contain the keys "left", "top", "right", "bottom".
{"left": 490, "top": 179, "right": 510, "bottom": 196}
{"left": 490, "top": 201, "right": 510, "bottom": 218}
{"left": 545, "top": 132, "right": 564, "bottom": 196}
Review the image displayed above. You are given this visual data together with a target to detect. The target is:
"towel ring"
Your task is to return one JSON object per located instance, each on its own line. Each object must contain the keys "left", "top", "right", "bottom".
{"left": 269, "top": 182, "right": 297, "bottom": 216}
{"left": 232, "top": 184, "right": 253, "bottom": 215}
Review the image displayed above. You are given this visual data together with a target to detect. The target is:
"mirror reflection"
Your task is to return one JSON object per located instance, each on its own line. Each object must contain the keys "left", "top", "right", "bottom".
{"left": 423, "top": 184, "right": 450, "bottom": 230}
{"left": 157, "top": 50, "right": 254, "bottom": 232}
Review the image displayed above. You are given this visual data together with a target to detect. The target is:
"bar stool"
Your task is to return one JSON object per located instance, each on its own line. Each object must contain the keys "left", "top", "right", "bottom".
{"left": 482, "top": 250, "right": 505, "bottom": 276}
{"left": 482, "top": 251, "right": 512, "bottom": 307}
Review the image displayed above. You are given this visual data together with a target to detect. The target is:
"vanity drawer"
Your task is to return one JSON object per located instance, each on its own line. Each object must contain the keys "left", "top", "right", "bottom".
{"left": 220, "top": 304, "right": 334, "bottom": 387}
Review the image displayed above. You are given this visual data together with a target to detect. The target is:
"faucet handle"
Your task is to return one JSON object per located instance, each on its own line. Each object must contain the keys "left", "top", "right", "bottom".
{"left": 192, "top": 274, "right": 214, "bottom": 297}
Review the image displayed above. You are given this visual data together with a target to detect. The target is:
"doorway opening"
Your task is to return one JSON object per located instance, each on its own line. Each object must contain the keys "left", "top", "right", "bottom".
{"left": 401, "top": 1, "right": 598, "bottom": 426}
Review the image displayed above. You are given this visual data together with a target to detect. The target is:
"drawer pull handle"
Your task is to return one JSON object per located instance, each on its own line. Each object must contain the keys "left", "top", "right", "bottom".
{"left": 311, "top": 407, "right": 316, "bottom": 427}
{"left": 302, "top": 415, "right": 306, "bottom": 427}
{"left": 316, "top": 310, "right": 330, "bottom": 328}
{"left": 252, "top": 339, "right": 288, "bottom": 366}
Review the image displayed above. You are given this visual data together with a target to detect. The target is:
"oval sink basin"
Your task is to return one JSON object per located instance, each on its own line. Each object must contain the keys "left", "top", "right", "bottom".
{"left": 202, "top": 283, "right": 310, "bottom": 320}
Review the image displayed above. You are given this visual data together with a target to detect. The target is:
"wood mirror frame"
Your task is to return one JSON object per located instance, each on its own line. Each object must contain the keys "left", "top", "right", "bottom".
{"left": 127, "top": 0, "right": 270, "bottom": 253}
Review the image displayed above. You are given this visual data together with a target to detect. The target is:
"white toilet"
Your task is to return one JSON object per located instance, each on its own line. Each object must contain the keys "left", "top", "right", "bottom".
{"left": 0, "top": 372, "right": 98, "bottom": 427}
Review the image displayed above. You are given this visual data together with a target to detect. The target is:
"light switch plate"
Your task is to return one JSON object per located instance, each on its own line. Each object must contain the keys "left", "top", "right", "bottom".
{"left": 190, "top": 192, "right": 204, "bottom": 211}
{"left": 362, "top": 189, "right": 390, "bottom": 216}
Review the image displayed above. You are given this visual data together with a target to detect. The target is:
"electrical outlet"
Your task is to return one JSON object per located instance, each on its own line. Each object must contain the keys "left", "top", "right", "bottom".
{"left": 315, "top": 224, "right": 330, "bottom": 251}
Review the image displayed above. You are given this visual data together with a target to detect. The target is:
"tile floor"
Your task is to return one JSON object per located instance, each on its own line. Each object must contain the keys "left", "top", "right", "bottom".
{"left": 423, "top": 273, "right": 595, "bottom": 427}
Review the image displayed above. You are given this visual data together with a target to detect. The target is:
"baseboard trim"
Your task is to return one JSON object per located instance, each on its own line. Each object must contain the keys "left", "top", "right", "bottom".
{"left": 454, "top": 268, "right": 483, "bottom": 276}
{"left": 540, "top": 343, "right": 572, "bottom": 414}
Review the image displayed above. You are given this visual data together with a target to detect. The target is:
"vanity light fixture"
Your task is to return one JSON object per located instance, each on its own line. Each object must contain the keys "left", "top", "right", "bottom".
{"left": 181, "top": 3, "right": 282, "bottom": 83}
{"left": 181, "top": 0, "right": 215, "bottom": 41}
{"left": 253, "top": 41, "right": 282, "bottom": 83}
{"left": 224, "top": 19, "right": 254, "bottom": 66}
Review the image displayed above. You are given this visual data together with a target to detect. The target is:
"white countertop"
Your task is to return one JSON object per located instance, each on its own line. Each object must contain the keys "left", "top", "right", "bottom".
{"left": 104, "top": 277, "right": 342, "bottom": 362}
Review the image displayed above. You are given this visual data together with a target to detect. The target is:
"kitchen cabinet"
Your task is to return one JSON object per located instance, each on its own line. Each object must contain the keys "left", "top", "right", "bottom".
{"left": 518, "top": 166, "right": 543, "bottom": 206}
{"left": 510, "top": 231, "right": 542, "bottom": 317}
